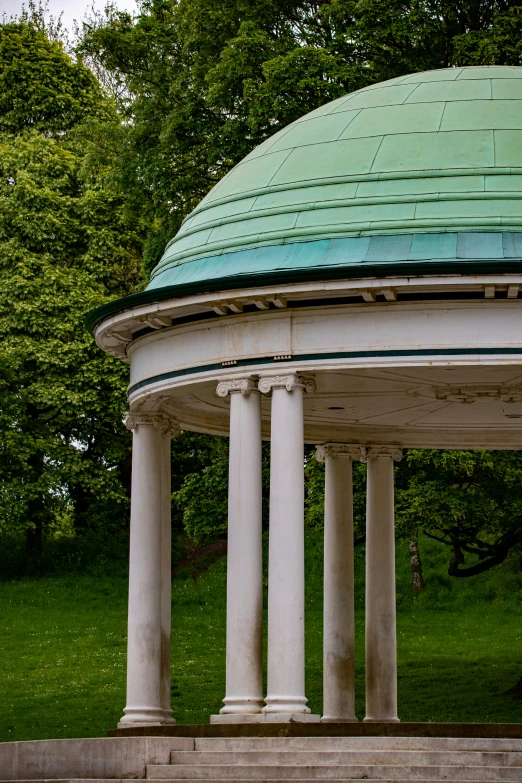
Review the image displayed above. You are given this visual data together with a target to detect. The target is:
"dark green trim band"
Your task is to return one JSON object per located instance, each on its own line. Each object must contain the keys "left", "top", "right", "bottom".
{"left": 86, "top": 257, "right": 522, "bottom": 335}
{"left": 128, "top": 347, "right": 522, "bottom": 397}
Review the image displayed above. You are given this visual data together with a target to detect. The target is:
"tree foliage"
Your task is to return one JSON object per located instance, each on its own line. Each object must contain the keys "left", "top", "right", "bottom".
{"left": 396, "top": 450, "right": 522, "bottom": 577}
{"left": 4, "top": 3, "right": 522, "bottom": 577}
{"left": 0, "top": 21, "right": 142, "bottom": 550}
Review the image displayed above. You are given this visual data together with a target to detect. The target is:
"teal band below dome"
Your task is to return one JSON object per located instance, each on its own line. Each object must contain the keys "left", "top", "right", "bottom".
{"left": 86, "top": 230, "right": 522, "bottom": 334}
{"left": 147, "top": 232, "right": 522, "bottom": 290}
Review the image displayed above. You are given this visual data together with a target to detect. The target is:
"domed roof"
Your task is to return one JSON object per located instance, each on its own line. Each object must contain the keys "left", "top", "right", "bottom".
{"left": 149, "top": 66, "right": 522, "bottom": 291}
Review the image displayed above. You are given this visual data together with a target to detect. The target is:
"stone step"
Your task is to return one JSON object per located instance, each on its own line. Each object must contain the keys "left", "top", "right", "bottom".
{"left": 170, "top": 751, "right": 522, "bottom": 767}
{"left": 0, "top": 780, "right": 121, "bottom": 782}
{"left": 147, "top": 765, "right": 522, "bottom": 781}
{"left": 194, "top": 739, "right": 522, "bottom": 753}
{"left": 144, "top": 780, "right": 514, "bottom": 783}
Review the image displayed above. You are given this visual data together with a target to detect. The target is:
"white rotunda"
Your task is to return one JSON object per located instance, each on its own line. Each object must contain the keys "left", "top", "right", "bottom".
{"left": 87, "top": 65, "right": 522, "bottom": 729}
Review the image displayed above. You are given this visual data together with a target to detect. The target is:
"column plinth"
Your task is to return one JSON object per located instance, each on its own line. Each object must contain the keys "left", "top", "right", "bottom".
{"left": 363, "top": 445, "right": 402, "bottom": 724}
{"left": 118, "top": 412, "right": 179, "bottom": 728}
{"left": 211, "top": 377, "right": 264, "bottom": 723}
{"left": 316, "top": 443, "right": 361, "bottom": 723}
{"left": 259, "top": 374, "right": 320, "bottom": 722}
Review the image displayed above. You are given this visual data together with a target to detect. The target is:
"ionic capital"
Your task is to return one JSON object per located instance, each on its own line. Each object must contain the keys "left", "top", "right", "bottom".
{"left": 216, "top": 377, "right": 258, "bottom": 397}
{"left": 315, "top": 443, "right": 364, "bottom": 462}
{"left": 361, "top": 445, "right": 403, "bottom": 462}
{"left": 124, "top": 412, "right": 180, "bottom": 438}
{"left": 258, "top": 373, "right": 316, "bottom": 395}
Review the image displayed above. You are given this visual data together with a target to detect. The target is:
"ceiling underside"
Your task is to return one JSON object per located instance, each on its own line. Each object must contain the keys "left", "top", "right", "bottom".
{"left": 156, "top": 363, "right": 522, "bottom": 449}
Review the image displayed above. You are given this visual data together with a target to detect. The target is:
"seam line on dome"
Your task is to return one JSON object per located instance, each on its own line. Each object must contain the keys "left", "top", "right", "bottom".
{"left": 176, "top": 167, "right": 522, "bottom": 234}
{"left": 174, "top": 191, "right": 522, "bottom": 246}
{"left": 266, "top": 148, "right": 298, "bottom": 189}
{"left": 368, "top": 134, "right": 386, "bottom": 175}
{"left": 334, "top": 110, "right": 363, "bottom": 141}
{"left": 437, "top": 101, "right": 448, "bottom": 132}
{"left": 401, "top": 84, "right": 421, "bottom": 104}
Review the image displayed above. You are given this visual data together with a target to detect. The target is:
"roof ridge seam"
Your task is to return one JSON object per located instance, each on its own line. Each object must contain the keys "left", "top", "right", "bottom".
{"left": 176, "top": 190, "right": 522, "bottom": 245}
{"left": 181, "top": 168, "right": 520, "bottom": 227}
{"left": 156, "top": 221, "right": 522, "bottom": 274}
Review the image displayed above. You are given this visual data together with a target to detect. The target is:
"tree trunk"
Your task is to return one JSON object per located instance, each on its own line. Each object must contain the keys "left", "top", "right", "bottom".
{"left": 25, "top": 442, "right": 45, "bottom": 554}
{"left": 26, "top": 491, "right": 44, "bottom": 553}
{"left": 409, "top": 528, "right": 424, "bottom": 592}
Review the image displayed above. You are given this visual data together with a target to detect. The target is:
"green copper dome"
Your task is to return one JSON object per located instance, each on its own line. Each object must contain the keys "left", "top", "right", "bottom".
{"left": 149, "top": 66, "right": 522, "bottom": 291}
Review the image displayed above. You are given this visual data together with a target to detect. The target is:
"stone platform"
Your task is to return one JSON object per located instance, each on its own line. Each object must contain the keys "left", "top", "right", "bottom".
{"left": 107, "top": 722, "right": 522, "bottom": 739}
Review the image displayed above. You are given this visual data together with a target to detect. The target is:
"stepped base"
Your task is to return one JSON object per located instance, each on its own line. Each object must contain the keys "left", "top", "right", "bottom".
{"left": 4, "top": 734, "right": 522, "bottom": 782}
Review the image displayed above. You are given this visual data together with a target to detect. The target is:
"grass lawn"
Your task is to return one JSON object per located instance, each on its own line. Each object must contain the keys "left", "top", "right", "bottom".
{"left": 0, "top": 531, "right": 521, "bottom": 742}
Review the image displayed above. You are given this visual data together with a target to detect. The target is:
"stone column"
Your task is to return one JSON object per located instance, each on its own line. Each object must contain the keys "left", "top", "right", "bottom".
{"left": 211, "top": 377, "right": 264, "bottom": 721}
{"left": 364, "top": 445, "right": 403, "bottom": 723}
{"left": 119, "top": 412, "right": 179, "bottom": 727}
{"left": 316, "top": 443, "right": 361, "bottom": 722}
{"left": 259, "top": 373, "right": 319, "bottom": 721}
{"left": 160, "top": 425, "right": 178, "bottom": 724}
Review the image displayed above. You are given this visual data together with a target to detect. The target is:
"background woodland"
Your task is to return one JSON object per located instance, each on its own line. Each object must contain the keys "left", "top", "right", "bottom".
{"left": 2, "top": 0, "right": 522, "bottom": 587}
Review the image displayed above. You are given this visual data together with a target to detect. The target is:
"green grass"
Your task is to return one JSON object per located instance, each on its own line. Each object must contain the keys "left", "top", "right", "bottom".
{"left": 1, "top": 531, "right": 522, "bottom": 742}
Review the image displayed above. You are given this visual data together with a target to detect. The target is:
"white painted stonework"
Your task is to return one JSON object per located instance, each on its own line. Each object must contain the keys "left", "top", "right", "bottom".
{"left": 316, "top": 444, "right": 361, "bottom": 723}
{"left": 215, "top": 378, "right": 264, "bottom": 718}
{"left": 90, "top": 270, "right": 522, "bottom": 727}
{"left": 119, "top": 291, "right": 522, "bottom": 449}
{"left": 119, "top": 413, "right": 179, "bottom": 728}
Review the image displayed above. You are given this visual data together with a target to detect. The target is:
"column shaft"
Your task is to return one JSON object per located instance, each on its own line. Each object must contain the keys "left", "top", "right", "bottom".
{"left": 120, "top": 422, "right": 164, "bottom": 726}
{"left": 220, "top": 389, "right": 264, "bottom": 714}
{"left": 365, "top": 453, "right": 399, "bottom": 722}
{"left": 160, "top": 432, "right": 174, "bottom": 723}
{"left": 264, "top": 383, "right": 309, "bottom": 714}
{"left": 323, "top": 453, "right": 356, "bottom": 722}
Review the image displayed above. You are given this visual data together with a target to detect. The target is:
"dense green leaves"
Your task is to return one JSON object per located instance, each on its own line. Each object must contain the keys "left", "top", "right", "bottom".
{"left": 0, "top": 22, "right": 142, "bottom": 549}
{"left": 0, "top": 22, "right": 107, "bottom": 135}
{"left": 4, "top": 3, "right": 522, "bottom": 578}
{"left": 396, "top": 450, "right": 522, "bottom": 577}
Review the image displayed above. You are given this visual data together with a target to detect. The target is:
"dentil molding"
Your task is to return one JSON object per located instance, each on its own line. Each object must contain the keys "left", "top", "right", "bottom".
{"left": 258, "top": 374, "right": 316, "bottom": 395}
{"left": 216, "top": 377, "right": 258, "bottom": 397}
{"left": 124, "top": 412, "right": 180, "bottom": 438}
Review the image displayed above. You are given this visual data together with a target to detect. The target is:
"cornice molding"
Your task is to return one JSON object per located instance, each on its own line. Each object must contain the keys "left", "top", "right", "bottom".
{"left": 258, "top": 374, "right": 316, "bottom": 395}
{"left": 315, "top": 443, "right": 364, "bottom": 462}
{"left": 124, "top": 412, "right": 180, "bottom": 438}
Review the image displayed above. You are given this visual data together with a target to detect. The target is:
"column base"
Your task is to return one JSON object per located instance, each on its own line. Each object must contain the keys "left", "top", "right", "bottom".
{"left": 219, "top": 697, "right": 264, "bottom": 715}
{"left": 118, "top": 706, "right": 169, "bottom": 727}
{"left": 364, "top": 717, "right": 401, "bottom": 723}
{"left": 321, "top": 716, "right": 358, "bottom": 723}
{"left": 211, "top": 713, "right": 321, "bottom": 724}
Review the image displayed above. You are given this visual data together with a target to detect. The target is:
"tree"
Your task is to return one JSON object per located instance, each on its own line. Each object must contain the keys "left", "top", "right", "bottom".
{"left": 0, "top": 20, "right": 106, "bottom": 135}
{"left": 396, "top": 450, "right": 522, "bottom": 578}
{"left": 0, "top": 22, "right": 143, "bottom": 551}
